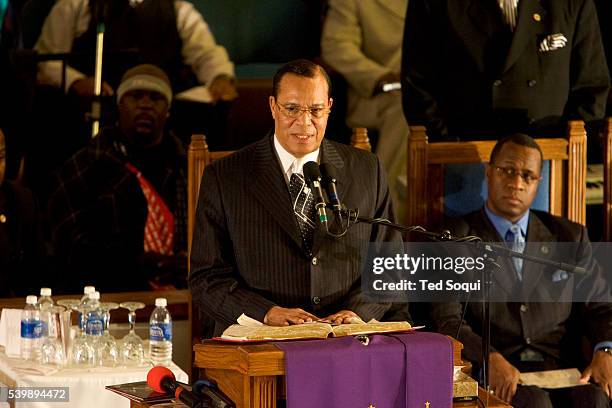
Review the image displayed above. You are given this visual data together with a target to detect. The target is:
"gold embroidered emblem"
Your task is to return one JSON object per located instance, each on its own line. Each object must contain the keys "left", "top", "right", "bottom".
{"left": 0, "top": 214, "right": 6, "bottom": 223}
{"left": 368, "top": 404, "right": 376, "bottom": 408}
{"left": 425, "top": 402, "right": 431, "bottom": 408}
{"left": 533, "top": 13, "right": 541, "bottom": 22}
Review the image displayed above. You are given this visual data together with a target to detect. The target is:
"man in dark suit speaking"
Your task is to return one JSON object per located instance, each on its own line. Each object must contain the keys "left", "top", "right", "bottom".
{"left": 433, "top": 134, "right": 612, "bottom": 407}
{"left": 189, "top": 59, "right": 400, "bottom": 335}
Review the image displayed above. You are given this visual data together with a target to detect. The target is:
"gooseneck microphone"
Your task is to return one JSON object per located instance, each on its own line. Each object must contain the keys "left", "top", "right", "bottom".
{"left": 303, "top": 161, "right": 328, "bottom": 226}
{"left": 147, "top": 366, "right": 203, "bottom": 408}
{"left": 319, "top": 163, "right": 342, "bottom": 214}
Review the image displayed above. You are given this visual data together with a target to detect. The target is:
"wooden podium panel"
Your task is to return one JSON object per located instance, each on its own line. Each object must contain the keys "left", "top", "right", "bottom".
{"left": 193, "top": 339, "right": 511, "bottom": 408}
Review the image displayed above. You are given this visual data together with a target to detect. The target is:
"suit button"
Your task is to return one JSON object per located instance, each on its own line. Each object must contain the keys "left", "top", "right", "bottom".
{"left": 493, "top": 79, "right": 503, "bottom": 87}
{"left": 312, "top": 296, "right": 321, "bottom": 305}
{"left": 525, "top": 337, "right": 531, "bottom": 344}
{"left": 527, "top": 79, "right": 537, "bottom": 87}
{"left": 311, "top": 257, "right": 318, "bottom": 266}
{"left": 520, "top": 304, "right": 528, "bottom": 312}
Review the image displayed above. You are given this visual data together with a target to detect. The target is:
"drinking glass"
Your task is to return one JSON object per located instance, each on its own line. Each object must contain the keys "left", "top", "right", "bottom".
{"left": 98, "top": 302, "right": 120, "bottom": 366}
{"left": 119, "top": 301, "right": 145, "bottom": 365}
{"left": 40, "top": 306, "right": 66, "bottom": 365}
{"left": 69, "top": 302, "right": 94, "bottom": 366}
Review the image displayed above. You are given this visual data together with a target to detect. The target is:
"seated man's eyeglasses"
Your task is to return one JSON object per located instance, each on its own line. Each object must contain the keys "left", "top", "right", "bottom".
{"left": 492, "top": 165, "right": 542, "bottom": 185}
{"left": 277, "top": 103, "right": 331, "bottom": 119}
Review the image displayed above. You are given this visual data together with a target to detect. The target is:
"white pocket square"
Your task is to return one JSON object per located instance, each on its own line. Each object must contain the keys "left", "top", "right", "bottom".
{"left": 539, "top": 34, "right": 568, "bottom": 52}
{"left": 552, "top": 269, "right": 569, "bottom": 282}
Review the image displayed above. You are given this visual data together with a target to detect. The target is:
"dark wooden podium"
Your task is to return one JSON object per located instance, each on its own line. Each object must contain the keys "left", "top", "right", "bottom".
{"left": 192, "top": 339, "right": 511, "bottom": 408}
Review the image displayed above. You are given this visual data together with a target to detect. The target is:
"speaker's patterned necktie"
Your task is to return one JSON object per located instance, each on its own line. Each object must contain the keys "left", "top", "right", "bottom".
{"left": 288, "top": 173, "right": 316, "bottom": 254}
{"left": 500, "top": 0, "right": 518, "bottom": 31}
{"left": 505, "top": 224, "right": 525, "bottom": 280}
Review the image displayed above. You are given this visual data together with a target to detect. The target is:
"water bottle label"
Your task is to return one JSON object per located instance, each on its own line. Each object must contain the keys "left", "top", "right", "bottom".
{"left": 21, "top": 320, "right": 42, "bottom": 339}
{"left": 150, "top": 323, "right": 172, "bottom": 341}
{"left": 85, "top": 317, "right": 104, "bottom": 335}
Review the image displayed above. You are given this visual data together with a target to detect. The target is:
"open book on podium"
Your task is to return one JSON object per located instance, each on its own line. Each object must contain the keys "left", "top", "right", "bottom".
{"left": 216, "top": 314, "right": 415, "bottom": 342}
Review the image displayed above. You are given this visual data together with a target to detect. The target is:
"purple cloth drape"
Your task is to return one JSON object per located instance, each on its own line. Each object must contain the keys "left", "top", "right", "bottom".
{"left": 276, "top": 331, "right": 453, "bottom": 408}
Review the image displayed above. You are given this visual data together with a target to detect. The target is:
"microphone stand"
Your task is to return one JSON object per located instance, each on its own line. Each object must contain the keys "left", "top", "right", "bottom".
{"left": 337, "top": 207, "right": 455, "bottom": 241}
{"left": 337, "top": 206, "right": 586, "bottom": 392}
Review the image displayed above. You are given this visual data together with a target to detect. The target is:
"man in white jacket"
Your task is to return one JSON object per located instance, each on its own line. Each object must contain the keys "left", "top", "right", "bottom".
{"left": 321, "top": 0, "right": 409, "bottom": 222}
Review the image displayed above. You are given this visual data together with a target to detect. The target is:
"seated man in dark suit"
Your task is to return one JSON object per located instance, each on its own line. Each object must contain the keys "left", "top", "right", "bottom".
{"left": 48, "top": 64, "right": 188, "bottom": 293}
{"left": 189, "top": 59, "right": 404, "bottom": 335}
{"left": 433, "top": 134, "right": 612, "bottom": 407}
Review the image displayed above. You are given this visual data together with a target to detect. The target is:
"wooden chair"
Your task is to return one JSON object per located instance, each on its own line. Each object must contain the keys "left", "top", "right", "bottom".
{"left": 406, "top": 121, "right": 587, "bottom": 229}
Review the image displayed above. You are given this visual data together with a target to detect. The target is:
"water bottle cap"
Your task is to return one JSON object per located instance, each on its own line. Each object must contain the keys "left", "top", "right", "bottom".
{"left": 26, "top": 295, "right": 38, "bottom": 305}
{"left": 83, "top": 286, "right": 95, "bottom": 294}
{"left": 89, "top": 291, "right": 100, "bottom": 300}
{"left": 155, "top": 298, "right": 167, "bottom": 307}
{"left": 40, "top": 288, "right": 52, "bottom": 296}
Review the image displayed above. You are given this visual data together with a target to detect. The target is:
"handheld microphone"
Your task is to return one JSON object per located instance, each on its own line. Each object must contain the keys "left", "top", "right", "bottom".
{"left": 303, "top": 162, "right": 328, "bottom": 226}
{"left": 319, "top": 163, "right": 342, "bottom": 214}
{"left": 193, "top": 380, "right": 235, "bottom": 407}
{"left": 147, "top": 366, "right": 203, "bottom": 408}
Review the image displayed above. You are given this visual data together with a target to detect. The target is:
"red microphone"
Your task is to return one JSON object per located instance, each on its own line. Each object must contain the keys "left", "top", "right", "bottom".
{"left": 147, "top": 366, "right": 203, "bottom": 408}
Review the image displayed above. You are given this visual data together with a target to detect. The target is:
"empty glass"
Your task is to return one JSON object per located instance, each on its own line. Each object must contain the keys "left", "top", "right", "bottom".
{"left": 98, "top": 302, "right": 120, "bottom": 366}
{"left": 69, "top": 302, "right": 94, "bottom": 366}
{"left": 40, "top": 306, "right": 66, "bottom": 365}
{"left": 119, "top": 301, "right": 145, "bottom": 365}
{"left": 56, "top": 299, "right": 81, "bottom": 365}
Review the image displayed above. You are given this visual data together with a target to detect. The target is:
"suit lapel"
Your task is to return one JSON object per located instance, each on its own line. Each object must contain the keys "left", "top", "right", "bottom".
{"left": 520, "top": 212, "right": 556, "bottom": 299}
{"left": 470, "top": 209, "right": 518, "bottom": 295}
{"left": 501, "top": 0, "right": 546, "bottom": 73}
{"left": 247, "top": 136, "right": 303, "bottom": 250}
{"left": 311, "top": 140, "right": 347, "bottom": 255}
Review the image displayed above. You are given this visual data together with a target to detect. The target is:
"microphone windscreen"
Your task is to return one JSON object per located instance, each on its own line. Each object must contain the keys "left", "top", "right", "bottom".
{"left": 303, "top": 161, "right": 322, "bottom": 183}
{"left": 319, "top": 163, "right": 336, "bottom": 183}
{"left": 147, "top": 365, "right": 176, "bottom": 393}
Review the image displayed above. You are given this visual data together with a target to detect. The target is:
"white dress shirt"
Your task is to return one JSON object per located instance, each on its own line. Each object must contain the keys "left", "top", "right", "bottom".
{"left": 273, "top": 134, "right": 320, "bottom": 185}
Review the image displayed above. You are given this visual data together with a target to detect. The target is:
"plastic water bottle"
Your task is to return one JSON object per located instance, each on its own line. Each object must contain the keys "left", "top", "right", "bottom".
{"left": 84, "top": 292, "right": 104, "bottom": 365}
{"left": 21, "top": 295, "right": 42, "bottom": 361}
{"left": 149, "top": 298, "right": 172, "bottom": 366}
{"left": 38, "top": 288, "right": 54, "bottom": 336}
{"left": 84, "top": 292, "right": 103, "bottom": 336}
{"left": 39, "top": 288, "right": 54, "bottom": 309}
{"left": 78, "top": 286, "right": 96, "bottom": 330}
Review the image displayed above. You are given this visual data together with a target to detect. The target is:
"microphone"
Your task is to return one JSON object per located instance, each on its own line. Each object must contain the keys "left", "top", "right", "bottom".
{"left": 147, "top": 366, "right": 203, "bottom": 408}
{"left": 319, "top": 163, "right": 342, "bottom": 214}
{"left": 192, "top": 380, "right": 235, "bottom": 407}
{"left": 303, "top": 162, "right": 328, "bottom": 226}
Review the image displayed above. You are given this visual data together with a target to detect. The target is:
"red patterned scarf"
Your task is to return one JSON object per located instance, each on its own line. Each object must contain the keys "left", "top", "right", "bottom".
{"left": 125, "top": 162, "right": 174, "bottom": 255}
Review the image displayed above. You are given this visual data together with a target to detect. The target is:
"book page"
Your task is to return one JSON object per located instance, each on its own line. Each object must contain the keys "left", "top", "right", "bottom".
{"left": 221, "top": 321, "right": 333, "bottom": 341}
{"left": 519, "top": 368, "right": 584, "bottom": 389}
{"left": 331, "top": 321, "right": 412, "bottom": 337}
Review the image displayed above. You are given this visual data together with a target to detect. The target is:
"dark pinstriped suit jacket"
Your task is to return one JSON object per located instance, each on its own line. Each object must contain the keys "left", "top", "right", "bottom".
{"left": 432, "top": 209, "right": 612, "bottom": 367}
{"left": 189, "top": 135, "right": 399, "bottom": 334}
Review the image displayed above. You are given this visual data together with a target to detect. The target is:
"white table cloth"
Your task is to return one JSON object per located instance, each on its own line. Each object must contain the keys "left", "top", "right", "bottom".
{"left": 0, "top": 350, "right": 188, "bottom": 408}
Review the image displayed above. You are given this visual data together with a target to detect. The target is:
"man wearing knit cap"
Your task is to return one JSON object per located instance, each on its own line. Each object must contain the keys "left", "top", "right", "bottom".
{"left": 48, "top": 64, "right": 188, "bottom": 293}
